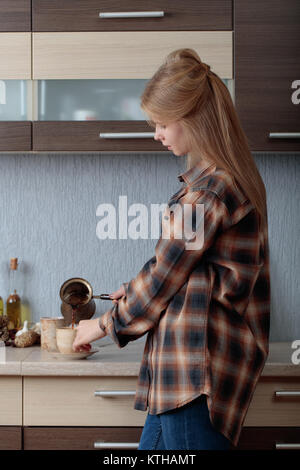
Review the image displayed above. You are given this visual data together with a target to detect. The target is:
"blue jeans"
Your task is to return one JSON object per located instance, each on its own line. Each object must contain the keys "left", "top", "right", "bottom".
{"left": 138, "top": 394, "right": 231, "bottom": 450}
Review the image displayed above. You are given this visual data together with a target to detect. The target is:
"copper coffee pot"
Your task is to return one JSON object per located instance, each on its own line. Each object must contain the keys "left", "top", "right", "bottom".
{"left": 59, "top": 277, "right": 112, "bottom": 325}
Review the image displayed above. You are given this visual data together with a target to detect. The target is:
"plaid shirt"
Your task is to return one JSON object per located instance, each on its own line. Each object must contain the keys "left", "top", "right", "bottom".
{"left": 99, "top": 160, "right": 270, "bottom": 446}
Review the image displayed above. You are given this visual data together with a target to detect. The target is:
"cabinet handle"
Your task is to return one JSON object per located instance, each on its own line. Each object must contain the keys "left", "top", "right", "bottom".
{"left": 94, "top": 390, "right": 136, "bottom": 397}
{"left": 94, "top": 442, "right": 139, "bottom": 449}
{"left": 269, "top": 132, "right": 300, "bottom": 139}
{"left": 276, "top": 443, "right": 300, "bottom": 450}
{"left": 99, "top": 11, "right": 164, "bottom": 19}
{"left": 99, "top": 132, "right": 155, "bottom": 139}
{"left": 275, "top": 391, "right": 300, "bottom": 397}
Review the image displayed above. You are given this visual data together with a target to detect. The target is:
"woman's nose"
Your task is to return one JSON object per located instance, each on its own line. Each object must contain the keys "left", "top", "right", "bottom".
{"left": 154, "top": 127, "right": 164, "bottom": 141}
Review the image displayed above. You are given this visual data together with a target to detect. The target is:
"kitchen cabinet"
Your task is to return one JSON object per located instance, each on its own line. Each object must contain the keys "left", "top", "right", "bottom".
{"left": 29, "top": 0, "right": 233, "bottom": 152}
{"left": 23, "top": 427, "right": 143, "bottom": 450}
{"left": 233, "top": 428, "right": 300, "bottom": 451}
{"left": 235, "top": 0, "right": 300, "bottom": 152}
{"left": 0, "top": 1, "right": 32, "bottom": 150}
{"left": 1, "top": 0, "right": 299, "bottom": 153}
{"left": 23, "top": 376, "right": 146, "bottom": 426}
{"left": 23, "top": 375, "right": 300, "bottom": 450}
{"left": 0, "top": 427, "right": 22, "bottom": 450}
{"left": 0, "top": 0, "right": 31, "bottom": 32}
{"left": 0, "top": 0, "right": 233, "bottom": 152}
{"left": 32, "top": 0, "right": 232, "bottom": 32}
{"left": 243, "top": 377, "right": 300, "bottom": 427}
{"left": 0, "top": 377, "right": 23, "bottom": 450}
{"left": 1, "top": 343, "right": 300, "bottom": 450}
{"left": 0, "top": 377, "right": 22, "bottom": 426}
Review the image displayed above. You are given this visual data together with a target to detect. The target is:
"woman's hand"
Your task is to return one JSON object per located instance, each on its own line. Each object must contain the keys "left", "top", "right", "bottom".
{"left": 72, "top": 318, "right": 106, "bottom": 352}
{"left": 109, "top": 285, "right": 126, "bottom": 304}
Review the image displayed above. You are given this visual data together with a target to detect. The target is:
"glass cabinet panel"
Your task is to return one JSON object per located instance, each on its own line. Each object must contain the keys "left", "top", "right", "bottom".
{"left": 36, "top": 79, "right": 233, "bottom": 121}
{"left": 0, "top": 80, "right": 29, "bottom": 121}
{"left": 37, "top": 79, "right": 149, "bottom": 121}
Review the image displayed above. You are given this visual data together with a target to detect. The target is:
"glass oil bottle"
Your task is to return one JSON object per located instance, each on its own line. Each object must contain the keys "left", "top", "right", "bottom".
{"left": 6, "top": 258, "right": 21, "bottom": 329}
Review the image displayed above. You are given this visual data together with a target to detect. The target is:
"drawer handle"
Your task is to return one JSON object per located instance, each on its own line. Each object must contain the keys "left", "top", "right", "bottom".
{"left": 275, "top": 391, "right": 300, "bottom": 397}
{"left": 94, "top": 390, "right": 136, "bottom": 397}
{"left": 99, "top": 132, "right": 155, "bottom": 139}
{"left": 276, "top": 443, "right": 300, "bottom": 450}
{"left": 99, "top": 11, "right": 164, "bottom": 19}
{"left": 269, "top": 132, "right": 300, "bottom": 139}
{"left": 94, "top": 442, "right": 139, "bottom": 449}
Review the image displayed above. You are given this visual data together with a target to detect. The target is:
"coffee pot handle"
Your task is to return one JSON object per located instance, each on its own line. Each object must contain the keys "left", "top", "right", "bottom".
{"left": 93, "top": 294, "right": 112, "bottom": 300}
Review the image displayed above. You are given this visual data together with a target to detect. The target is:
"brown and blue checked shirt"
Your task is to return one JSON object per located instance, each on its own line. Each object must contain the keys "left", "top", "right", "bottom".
{"left": 99, "top": 160, "right": 271, "bottom": 447}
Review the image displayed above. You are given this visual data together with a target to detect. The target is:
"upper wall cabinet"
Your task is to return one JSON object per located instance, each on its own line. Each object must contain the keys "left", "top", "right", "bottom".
{"left": 0, "top": 1, "right": 32, "bottom": 151}
{"left": 235, "top": 0, "right": 300, "bottom": 152}
{"left": 30, "top": 0, "right": 233, "bottom": 152}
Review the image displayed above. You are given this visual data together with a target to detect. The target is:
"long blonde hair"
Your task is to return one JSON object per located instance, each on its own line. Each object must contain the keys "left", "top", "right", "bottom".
{"left": 141, "top": 48, "right": 267, "bottom": 231}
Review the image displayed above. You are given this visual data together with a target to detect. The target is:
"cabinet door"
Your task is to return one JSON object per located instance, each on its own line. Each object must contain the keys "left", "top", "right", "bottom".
{"left": 32, "top": 0, "right": 232, "bottom": 32}
{"left": 0, "top": 0, "right": 31, "bottom": 32}
{"left": 24, "top": 376, "right": 147, "bottom": 426}
{"left": 24, "top": 426, "right": 143, "bottom": 450}
{"left": 33, "top": 121, "right": 161, "bottom": 152}
{"left": 0, "top": 33, "right": 31, "bottom": 79}
{"left": 0, "top": 377, "right": 22, "bottom": 425}
{"left": 0, "top": 33, "right": 32, "bottom": 151}
{"left": 0, "top": 80, "right": 32, "bottom": 151}
{"left": 235, "top": 0, "right": 300, "bottom": 151}
{"left": 32, "top": 31, "right": 232, "bottom": 80}
{"left": 31, "top": 31, "right": 232, "bottom": 151}
{"left": 234, "top": 427, "right": 300, "bottom": 450}
{"left": 0, "top": 122, "right": 31, "bottom": 151}
{"left": 0, "top": 426, "right": 22, "bottom": 450}
{"left": 244, "top": 378, "right": 300, "bottom": 427}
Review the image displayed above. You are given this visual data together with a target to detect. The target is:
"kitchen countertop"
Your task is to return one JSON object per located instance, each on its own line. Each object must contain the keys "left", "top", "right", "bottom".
{"left": 0, "top": 340, "right": 299, "bottom": 377}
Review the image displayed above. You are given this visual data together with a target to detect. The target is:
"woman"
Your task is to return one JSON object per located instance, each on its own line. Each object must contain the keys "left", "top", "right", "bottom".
{"left": 73, "top": 49, "right": 271, "bottom": 450}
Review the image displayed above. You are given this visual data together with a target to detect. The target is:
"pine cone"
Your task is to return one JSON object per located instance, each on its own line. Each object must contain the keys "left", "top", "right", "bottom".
{"left": 0, "top": 315, "right": 9, "bottom": 342}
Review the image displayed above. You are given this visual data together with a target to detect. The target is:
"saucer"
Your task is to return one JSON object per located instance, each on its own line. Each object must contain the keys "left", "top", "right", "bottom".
{"left": 47, "top": 348, "right": 99, "bottom": 360}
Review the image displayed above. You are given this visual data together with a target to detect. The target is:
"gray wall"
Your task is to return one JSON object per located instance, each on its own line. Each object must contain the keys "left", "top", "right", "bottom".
{"left": 0, "top": 152, "right": 299, "bottom": 341}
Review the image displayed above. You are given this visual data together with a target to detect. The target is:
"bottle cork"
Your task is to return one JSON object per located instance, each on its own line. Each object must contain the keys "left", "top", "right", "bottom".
{"left": 10, "top": 258, "right": 18, "bottom": 270}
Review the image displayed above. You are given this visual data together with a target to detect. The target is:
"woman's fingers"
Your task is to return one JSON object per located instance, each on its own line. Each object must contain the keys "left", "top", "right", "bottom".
{"left": 109, "top": 285, "right": 126, "bottom": 301}
{"left": 78, "top": 343, "right": 91, "bottom": 352}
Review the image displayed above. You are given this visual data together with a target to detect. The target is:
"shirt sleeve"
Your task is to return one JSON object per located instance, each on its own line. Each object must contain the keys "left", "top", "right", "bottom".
{"left": 99, "top": 190, "right": 231, "bottom": 348}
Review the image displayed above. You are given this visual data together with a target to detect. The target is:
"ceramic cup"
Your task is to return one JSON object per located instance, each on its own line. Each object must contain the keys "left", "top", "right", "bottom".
{"left": 40, "top": 317, "right": 66, "bottom": 351}
{"left": 56, "top": 327, "right": 77, "bottom": 354}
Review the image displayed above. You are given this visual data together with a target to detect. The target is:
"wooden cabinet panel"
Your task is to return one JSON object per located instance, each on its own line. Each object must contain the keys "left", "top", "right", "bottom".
{"left": 24, "top": 376, "right": 147, "bottom": 426}
{"left": 0, "top": 377, "right": 22, "bottom": 425}
{"left": 234, "top": 427, "right": 300, "bottom": 450}
{"left": 0, "top": 0, "right": 31, "bottom": 32}
{"left": 244, "top": 378, "right": 300, "bottom": 426}
{"left": 0, "top": 122, "right": 32, "bottom": 151}
{"left": 235, "top": 0, "right": 300, "bottom": 151}
{"left": 32, "top": 31, "right": 233, "bottom": 80}
{"left": 0, "top": 426, "right": 22, "bottom": 450}
{"left": 23, "top": 426, "right": 300, "bottom": 450}
{"left": 32, "top": 0, "right": 232, "bottom": 32}
{"left": 24, "top": 426, "right": 143, "bottom": 450}
{"left": 0, "top": 33, "right": 31, "bottom": 79}
{"left": 33, "top": 121, "right": 162, "bottom": 152}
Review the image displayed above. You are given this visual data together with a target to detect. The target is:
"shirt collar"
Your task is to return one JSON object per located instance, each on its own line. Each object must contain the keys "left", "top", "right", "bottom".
{"left": 177, "top": 160, "right": 216, "bottom": 186}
